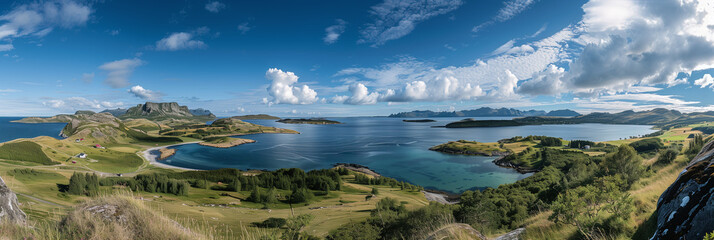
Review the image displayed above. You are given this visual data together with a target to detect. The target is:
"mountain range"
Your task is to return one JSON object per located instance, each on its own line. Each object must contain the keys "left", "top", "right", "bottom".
{"left": 389, "top": 107, "right": 580, "bottom": 118}
{"left": 100, "top": 102, "right": 215, "bottom": 119}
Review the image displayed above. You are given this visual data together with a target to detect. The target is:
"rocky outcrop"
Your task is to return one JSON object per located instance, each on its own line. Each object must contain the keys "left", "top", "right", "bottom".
{"left": 0, "top": 176, "right": 27, "bottom": 225}
{"left": 652, "top": 140, "right": 714, "bottom": 239}
{"left": 189, "top": 108, "right": 215, "bottom": 118}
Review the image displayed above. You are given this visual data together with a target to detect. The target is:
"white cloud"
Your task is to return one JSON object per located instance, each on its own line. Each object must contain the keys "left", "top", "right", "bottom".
{"left": 205, "top": 1, "right": 226, "bottom": 13}
{"left": 324, "top": 19, "right": 347, "bottom": 44}
{"left": 474, "top": 0, "right": 536, "bottom": 32}
{"left": 156, "top": 32, "right": 206, "bottom": 51}
{"left": 0, "top": 89, "right": 20, "bottom": 93}
{"left": 265, "top": 68, "right": 319, "bottom": 105}
{"left": 99, "top": 58, "right": 144, "bottom": 88}
{"left": 518, "top": 65, "right": 565, "bottom": 95}
{"left": 237, "top": 22, "right": 251, "bottom": 34}
{"left": 563, "top": 0, "right": 714, "bottom": 92}
{"left": 128, "top": 85, "right": 162, "bottom": 101}
{"left": 694, "top": 74, "right": 714, "bottom": 88}
{"left": 492, "top": 40, "right": 535, "bottom": 55}
{"left": 331, "top": 83, "right": 382, "bottom": 105}
{"left": 0, "top": 0, "right": 91, "bottom": 44}
{"left": 360, "top": 0, "right": 463, "bottom": 46}
{"left": 43, "top": 97, "right": 123, "bottom": 111}
{"left": 0, "top": 44, "right": 13, "bottom": 51}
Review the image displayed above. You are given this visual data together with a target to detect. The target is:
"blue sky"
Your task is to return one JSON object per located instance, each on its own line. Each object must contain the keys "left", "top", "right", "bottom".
{"left": 1, "top": 0, "right": 714, "bottom": 117}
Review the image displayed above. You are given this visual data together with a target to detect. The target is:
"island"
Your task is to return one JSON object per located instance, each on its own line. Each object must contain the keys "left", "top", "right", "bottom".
{"left": 198, "top": 137, "right": 256, "bottom": 148}
{"left": 158, "top": 148, "right": 176, "bottom": 160}
{"left": 429, "top": 140, "right": 510, "bottom": 156}
{"left": 389, "top": 107, "right": 580, "bottom": 118}
{"left": 403, "top": 119, "right": 436, "bottom": 122}
{"left": 231, "top": 114, "right": 281, "bottom": 120}
{"left": 277, "top": 118, "right": 341, "bottom": 124}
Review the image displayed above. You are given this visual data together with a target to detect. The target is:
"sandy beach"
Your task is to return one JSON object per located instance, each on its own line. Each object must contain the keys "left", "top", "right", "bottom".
{"left": 142, "top": 141, "right": 202, "bottom": 170}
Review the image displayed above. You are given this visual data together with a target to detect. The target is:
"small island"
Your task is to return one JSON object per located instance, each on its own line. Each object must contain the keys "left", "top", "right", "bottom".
{"left": 429, "top": 140, "right": 510, "bottom": 156}
{"left": 158, "top": 148, "right": 177, "bottom": 160}
{"left": 198, "top": 137, "right": 256, "bottom": 148}
{"left": 277, "top": 118, "right": 341, "bottom": 124}
{"left": 403, "top": 119, "right": 436, "bottom": 122}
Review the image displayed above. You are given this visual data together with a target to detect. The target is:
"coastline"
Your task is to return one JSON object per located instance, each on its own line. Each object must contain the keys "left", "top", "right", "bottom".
{"left": 141, "top": 141, "right": 202, "bottom": 171}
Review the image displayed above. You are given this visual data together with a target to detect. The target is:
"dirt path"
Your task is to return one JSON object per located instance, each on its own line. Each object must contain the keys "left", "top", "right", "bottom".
{"left": 16, "top": 193, "right": 65, "bottom": 208}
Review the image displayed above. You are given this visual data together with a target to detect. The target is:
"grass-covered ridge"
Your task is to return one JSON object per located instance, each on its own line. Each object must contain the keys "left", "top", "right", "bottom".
{"left": 0, "top": 141, "right": 55, "bottom": 165}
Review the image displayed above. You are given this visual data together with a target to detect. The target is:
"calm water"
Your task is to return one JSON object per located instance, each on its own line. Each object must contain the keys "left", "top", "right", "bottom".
{"left": 0, "top": 117, "right": 66, "bottom": 143}
{"left": 162, "top": 117, "right": 657, "bottom": 193}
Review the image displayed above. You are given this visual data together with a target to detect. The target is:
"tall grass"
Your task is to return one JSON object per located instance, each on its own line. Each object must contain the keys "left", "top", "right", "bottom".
{"left": 0, "top": 191, "right": 269, "bottom": 240}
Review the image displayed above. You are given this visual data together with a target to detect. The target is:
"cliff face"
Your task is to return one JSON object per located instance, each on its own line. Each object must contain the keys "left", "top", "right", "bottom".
{"left": 0, "top": 176, "right": 27, "bottom": 225}
{"left": 652, "top": 140, "right": 714, "bottom": 239}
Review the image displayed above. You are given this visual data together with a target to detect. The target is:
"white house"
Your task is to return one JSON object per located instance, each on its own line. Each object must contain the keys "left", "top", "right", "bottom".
{"left": 77, "top": 153, "right": 87, "bottom": 159}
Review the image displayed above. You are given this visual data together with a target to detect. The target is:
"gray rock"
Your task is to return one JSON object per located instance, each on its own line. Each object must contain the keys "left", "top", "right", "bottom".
{"left": 652, "top": 140, "right": 714, "bottom": 239}
{"left": 0, "top": 176, "right": 27, "bottom": 225}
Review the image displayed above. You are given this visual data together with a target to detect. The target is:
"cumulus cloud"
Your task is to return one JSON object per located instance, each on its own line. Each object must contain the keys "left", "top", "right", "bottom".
{"left": 128, "top": 85, "right": 162, "bottom": 101}
{"left": 156, "top": 32, "right": 206, "bottom": 51}
{"left": 0, "top": 0, "right": 91, "bottom": 46}
{"left": 324, "top": 19, "right": 347, "bottom": 44}
{"left": 360, "top": 0, "right": 462, "bottom": 46}
{"left": 99, "top": 58, "right": 144, "bottom": 88}
{"left": 205, "top": 1, "right": 225, "bottom": 13}
{"left": 265, "top": 68, "right": 319, "bottom": 105}
{"left": 563, "top": 0, "right": 714, "bottom": 92}
{"left": 44, "top": 97, "right": 123, "bottom": 111}
{"left": 695, "top": 74, "right": 714, "bottom": 88}
{"left": 331, "top": 83, "right": 382, "bottom": 104}
{"left": 474, "top": 0, "right": 536, "bottom": 32}
{"left": 517, "top": 65, "right": 565, "bottom": 95}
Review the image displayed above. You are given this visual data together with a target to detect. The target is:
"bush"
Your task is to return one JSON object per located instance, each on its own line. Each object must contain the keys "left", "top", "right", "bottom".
{"left": 254, "top": 217, "right": 287, "bottom": 228}
{"left": 656, "top": 148, "right": 679, "bottom": 165}
{"left": 540, "top": 137, "right": 563, "bottom": 147}
{"left": 628, "top": 138, "right": 663, "bottom": 153}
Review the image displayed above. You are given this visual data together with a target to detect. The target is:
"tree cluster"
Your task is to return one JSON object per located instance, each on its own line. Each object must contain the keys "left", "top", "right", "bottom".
{"left": 68, "top": 172, "right": 100, "bottom": 196}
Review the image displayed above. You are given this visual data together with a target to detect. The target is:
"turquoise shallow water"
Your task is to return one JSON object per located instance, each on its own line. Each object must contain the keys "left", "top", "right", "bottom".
{"left": 160, "top": 117, "right": 657, "bottom": 193}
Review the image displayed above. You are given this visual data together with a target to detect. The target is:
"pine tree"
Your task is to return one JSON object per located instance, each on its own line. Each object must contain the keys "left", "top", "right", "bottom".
{"left": 231, "top": 178, "right": 241, "bottom": 192}
{"left": 68, "top": 172, "right": 85, "bottom": 195}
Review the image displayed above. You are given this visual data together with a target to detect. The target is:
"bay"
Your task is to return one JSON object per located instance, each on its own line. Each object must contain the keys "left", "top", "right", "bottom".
{"left": 162, "top": 117, "right": 657, "bottom": 193}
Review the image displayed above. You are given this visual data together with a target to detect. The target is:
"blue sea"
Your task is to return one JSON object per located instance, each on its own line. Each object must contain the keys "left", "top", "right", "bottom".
{"left": 0, "top": 117, "right": 66, "bottom": 143}
{"left": 159, "top": 117, "right": 657, "bottom": 193}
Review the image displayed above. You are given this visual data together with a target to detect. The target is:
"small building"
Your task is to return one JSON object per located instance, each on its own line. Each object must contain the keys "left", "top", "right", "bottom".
{"left": 583, "top": 145, "right": 591, "bottom": 150}
{"left": 94, "top": 144, "right": 105, "bottom": 149}
{"left": 77, "top": 153, "right": 87, "bottom": 159}
{"left": 71, "top": 160, "right": 76, "bottom": 164}
{"left": 75, "top": 139, "right": 81, "bottom": 143}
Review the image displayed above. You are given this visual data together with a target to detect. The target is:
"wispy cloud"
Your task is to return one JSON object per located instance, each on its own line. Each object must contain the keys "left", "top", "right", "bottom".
{"left": 99, "top": 58, "right": 144, "bottom": 88}
{"left": 205, "top": 1, "right": 225, "bottom": 13}
{"left": 360, "top": 0, "right": 463, "bottom": 46}
{"left": 155, "top": 31, "right": 207, "bottom": 51}
{"left": 0, "top": 0, "right": 92, "bottom": 50}
{"left": 43, "top": 97, "right": 123, "bottom": 111}
{"left": 237, "top": 22, "right": 251, "bottom": 34}
{"left": 324, "top": 19, "right": 347, "bottom": 44}
{"left": 473, "top": 0, "right": 536, "bottom": 32}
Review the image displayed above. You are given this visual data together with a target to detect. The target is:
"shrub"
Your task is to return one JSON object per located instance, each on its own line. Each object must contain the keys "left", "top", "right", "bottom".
{"left": 254, "top": 218, "right": 287, "bottom": 228}
{"left": 628, "top": 138, "right": 663, "bottom": 153}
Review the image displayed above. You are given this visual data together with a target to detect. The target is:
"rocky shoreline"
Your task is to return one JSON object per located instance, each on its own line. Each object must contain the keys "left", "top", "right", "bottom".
{"left": 334, "top": 163, "right": 381, "bottom": 177}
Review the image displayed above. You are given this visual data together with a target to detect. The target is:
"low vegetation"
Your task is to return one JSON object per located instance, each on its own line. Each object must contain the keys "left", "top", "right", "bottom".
{"left": 0, "top": 141, "right": 55, "bottom": 165}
